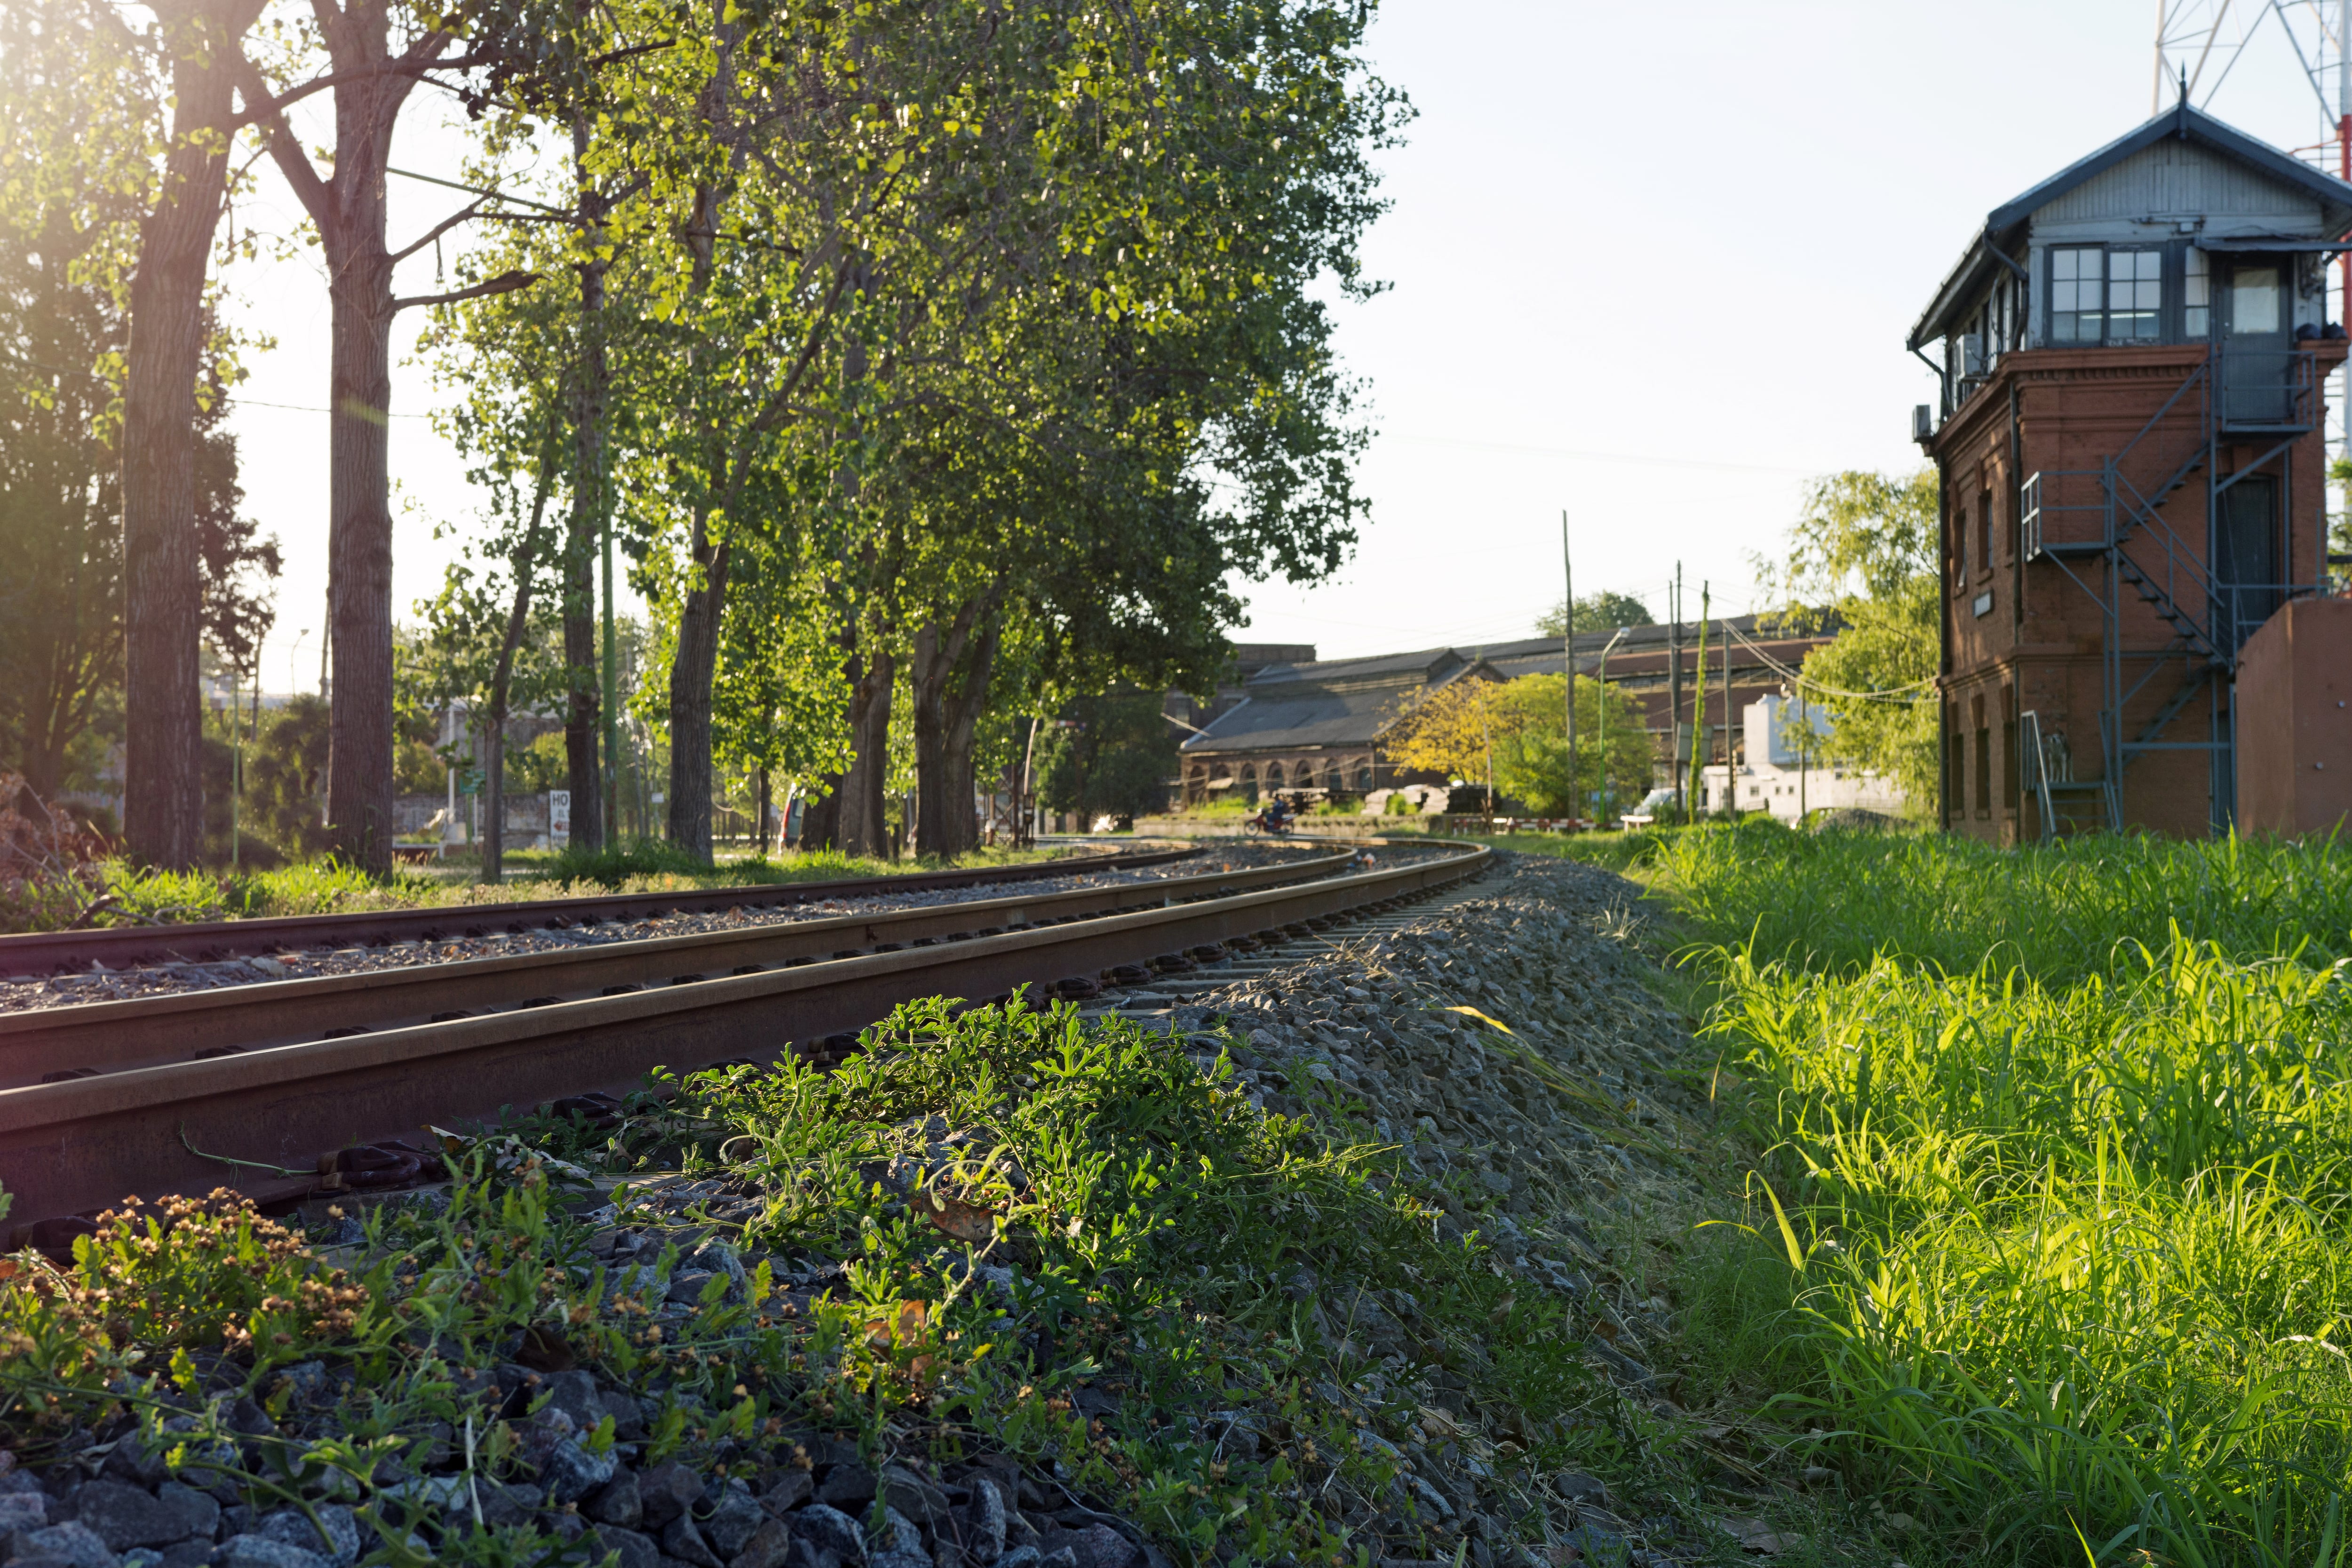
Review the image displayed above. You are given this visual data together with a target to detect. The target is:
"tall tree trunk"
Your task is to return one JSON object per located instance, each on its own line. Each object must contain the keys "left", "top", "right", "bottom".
{"left": 838, "top": 646, "right": 894, "bottom": 858}
{"left": 911, "top": 589, "right": 1004, "bottom": 860}
{"left": 562, "top": 531, "right": 602, "bottom": 853}
{"left": 801, "top": 781, "right": 840, "bottom": 851}
{"left": 564, "top": 113, "right": 610, "bottom": 855}
{"left": 665, "top": 523, "right": 731, "bottom": 861}
{"left": 479, "top": 441, "right": 556, "bottom": 883}
{"left": 322, "top": 231, "right": 396, "bottom": 870}
{"left": 122, "top": 0, "right": 262, "bottom": 868}
{"left": 244, "top": 10, "right": 461, "bottom": 875}
{"left": 937, "top": 618, "right": 1002, "bottom": 858}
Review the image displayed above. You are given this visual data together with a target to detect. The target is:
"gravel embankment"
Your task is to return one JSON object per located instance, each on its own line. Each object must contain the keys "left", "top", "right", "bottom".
{"left": 1083, "top": 852, "right": 1723, "bottom": 1566}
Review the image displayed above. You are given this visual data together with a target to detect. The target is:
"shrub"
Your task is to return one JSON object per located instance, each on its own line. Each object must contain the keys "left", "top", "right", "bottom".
{"left": 0, "top": 773, "right": 112, "bottom": 931}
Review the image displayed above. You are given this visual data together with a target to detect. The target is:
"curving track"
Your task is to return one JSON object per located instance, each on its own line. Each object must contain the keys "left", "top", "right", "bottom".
{"left": 0, "top": 836, "right": 1488, "bottom": 1243}
{"left": 0, "top": 844, "right": 1204, "bottom": 977}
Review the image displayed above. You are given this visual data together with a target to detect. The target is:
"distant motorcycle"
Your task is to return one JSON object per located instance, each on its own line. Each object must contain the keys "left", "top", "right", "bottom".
{"left": 1243, "top": 805, "right": 1295, "bottom": 836}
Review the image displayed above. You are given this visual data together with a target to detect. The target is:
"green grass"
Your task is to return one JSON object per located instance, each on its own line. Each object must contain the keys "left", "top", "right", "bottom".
{"left": 42, "top": 842, "right": 1076, "bottom": 930}
{"left": 1630, "top": 824, "right": 2352, "bottom": 1567}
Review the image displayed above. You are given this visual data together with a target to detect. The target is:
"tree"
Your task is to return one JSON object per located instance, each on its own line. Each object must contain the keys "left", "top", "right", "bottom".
{"left": 1535, "top": 590, "right": 1654, "bottom": 638}
{"left": 1383, "top": 676, "right": 1502, "bottom": 793}
{"left": 1035, "top": 692, "right": 1176, "bottom": 828}
{"left": 1756, "top": 469, "right": 1940, "bottom": 809}
{"left": 122, "top": 0, "right": 270, "bottom": 868}
{"left": 2, "top": 64, "right": 277, "bottom": 806}
{"left": 238, "top": 1, "right": 543, "bottom": 874}
{"left": 1383, "top": 672, "right": 1646, "bottom": 814}
{"left": 0, "top": 0, "right": 270, "bottom": 862}
{"left": 242, "top": 693, "right": 332, "bottom": 857}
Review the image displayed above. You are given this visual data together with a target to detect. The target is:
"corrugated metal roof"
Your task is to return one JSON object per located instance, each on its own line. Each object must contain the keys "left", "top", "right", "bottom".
{"left": 1244, "top": 647, "right": 1464, "bottom": 687}
{"left": 1182, "top": 684, "right": 1415, "bottom": 752}
{"left": 1910, "top": 102, "right": 2352, "bottom": 350}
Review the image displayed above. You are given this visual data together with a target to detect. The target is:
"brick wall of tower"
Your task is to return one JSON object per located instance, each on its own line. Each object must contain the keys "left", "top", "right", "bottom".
{"left": 1927, "top": 340, "right": 2346, "bottom": 842}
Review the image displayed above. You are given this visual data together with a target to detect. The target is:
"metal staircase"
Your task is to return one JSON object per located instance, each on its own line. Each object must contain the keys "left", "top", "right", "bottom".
{"left": 2018, "top": 343, "right": 2320, "bottom": 840}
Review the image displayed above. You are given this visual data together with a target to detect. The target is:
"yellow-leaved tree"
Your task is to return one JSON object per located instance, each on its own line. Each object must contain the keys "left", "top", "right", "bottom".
{"left": 1384, "top": 674, "right": 1649, "bottom": 815}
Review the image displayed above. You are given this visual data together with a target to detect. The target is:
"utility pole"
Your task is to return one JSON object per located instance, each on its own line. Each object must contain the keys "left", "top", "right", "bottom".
{"left": 1594, "top": 625, "right": 1628, "bottom": 826}
{"left": 1722, "top": 611, "right": 1734, "bottom": 815}
{"left": 1669, "top": 565, "right": 1683, "bottom": 812}
{"left": 1560, "top": 510, "right": 1576, "bottom": 814}
{"left": 1686, "top": 583, "right": 1709, "bottom": 817}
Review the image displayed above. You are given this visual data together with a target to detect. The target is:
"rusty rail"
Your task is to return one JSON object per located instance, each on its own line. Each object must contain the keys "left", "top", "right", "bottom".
{"left": 0, "top": 839, "right": 1487, "bottom": 1236}
{"left": 0, "top": 845, "right": 1206, "bottom": 976}
{"left": 0, "top": 849, "right": 1365, "bottom": 1089}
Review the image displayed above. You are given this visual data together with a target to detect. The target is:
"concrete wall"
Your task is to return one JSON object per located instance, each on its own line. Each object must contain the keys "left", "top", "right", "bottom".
{"left": 2236, "top": 597, "right": 2352, "bottom": 836}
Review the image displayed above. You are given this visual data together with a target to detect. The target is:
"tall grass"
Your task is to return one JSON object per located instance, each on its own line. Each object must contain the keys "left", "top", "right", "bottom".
{"left": 1652, "top": 825, "right": 2352, "bottom": 1566}
{"left": 1658, "top": 819, "right": 2352, "bottom": 978}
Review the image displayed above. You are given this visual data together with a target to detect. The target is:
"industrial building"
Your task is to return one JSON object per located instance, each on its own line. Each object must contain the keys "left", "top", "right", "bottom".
{"left": 1913, "top": 97, "right": 2352, "bottom": 840}
{"left": 1175, "top": 618, "right": 1850, "bottom": 810}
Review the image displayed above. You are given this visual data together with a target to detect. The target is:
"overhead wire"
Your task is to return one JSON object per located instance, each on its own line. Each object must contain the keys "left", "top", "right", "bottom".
{"left": 1720, "top": 615, "right": 1935, "bottom": 703}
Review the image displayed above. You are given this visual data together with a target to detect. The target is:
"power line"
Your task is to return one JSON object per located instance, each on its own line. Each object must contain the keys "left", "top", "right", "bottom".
{"left": 1383, "top": 430, "right": 1815, "bottom": 478}
{"left": 1720, "top": 616, "right": 1934, "bottom": 703}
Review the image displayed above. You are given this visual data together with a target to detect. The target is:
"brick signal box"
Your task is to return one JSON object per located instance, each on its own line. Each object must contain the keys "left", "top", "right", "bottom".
{"left": 1913, "top": 101, "right": 2352, "bottom": 842}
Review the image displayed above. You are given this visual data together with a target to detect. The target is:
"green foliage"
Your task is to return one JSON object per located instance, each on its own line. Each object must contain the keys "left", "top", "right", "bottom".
{"left": 705, "top": 545, "right": 852, "bottom": 790}
{"left": 1757, "top": 470, "right": 1939, "bottom": 808}
{"left": 1387, "top": 674, "right": 1648, "bottom": 814}
{"left": 1035, "top": 693, "right": 1176, "bottom": 824}
{"left": 1655, "top": 824, "right": 2352, "bottom": 1567}
{"left": 503, "top": 730, "right": 568, "bottom": 795}
{"left": 243, "top": 697, "right": 334, "bottom": 860}
{"left": 1534, "top": 589, "right": 1654, "bottom": 638}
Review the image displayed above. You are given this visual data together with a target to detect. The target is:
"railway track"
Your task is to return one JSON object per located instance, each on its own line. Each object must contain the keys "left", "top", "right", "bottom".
{"left": 0, "top": 843, "right": 1204, "bottom": 976}
{"left": 0, "top": 836, "right": 1489, "bottom": 1243}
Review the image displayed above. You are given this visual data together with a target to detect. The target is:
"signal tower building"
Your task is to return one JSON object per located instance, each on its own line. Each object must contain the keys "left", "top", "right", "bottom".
{"left": 1911, "top": 98, "right": 2352, "bottom": 841}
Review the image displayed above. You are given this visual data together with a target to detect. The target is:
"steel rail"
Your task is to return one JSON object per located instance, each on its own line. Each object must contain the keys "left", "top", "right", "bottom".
{"left": 0, "top": 840, "right": 1487, "bottom": 1236}
{"left": 0, "top": 846, "right": 1205, "bottom": 976}
{"left": 0, "top": 848, "right": 1369, "bottom": 1089}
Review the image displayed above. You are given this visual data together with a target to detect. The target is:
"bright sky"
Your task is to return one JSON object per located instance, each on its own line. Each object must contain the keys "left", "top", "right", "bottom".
{"left": 218, "top": 0, "right": 2349, "bottom": 687}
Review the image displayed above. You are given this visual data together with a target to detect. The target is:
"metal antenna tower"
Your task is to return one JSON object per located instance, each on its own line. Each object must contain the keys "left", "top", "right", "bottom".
{"left": 2155, "top": 0, "right": 2352, "bottom": 511}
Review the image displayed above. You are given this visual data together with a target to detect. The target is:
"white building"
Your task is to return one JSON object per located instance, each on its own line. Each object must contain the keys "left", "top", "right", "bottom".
{"left": 1708, "top": 693, "right": 1909, "bottom": 821}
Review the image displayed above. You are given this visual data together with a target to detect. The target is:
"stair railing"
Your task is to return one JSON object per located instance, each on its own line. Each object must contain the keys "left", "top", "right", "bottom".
{"left": 2021, "top": 709, "right": 2056, "bottom": 844}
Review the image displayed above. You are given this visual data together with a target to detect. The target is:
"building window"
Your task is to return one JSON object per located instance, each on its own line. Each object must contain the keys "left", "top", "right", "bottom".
{"left": 2108, "top": 250, "right": 2161, "bottom": 340}
{"left": 1265, "top": 761, "right": 1284, "bottom": 788}
{"left": 2051, "top": 247, "right": 2102, "bottom": 342}
{"left": 1354, "top": 763, "right": 1373, "bottom": 790}
{"left": 2229, "top": 263, "right": 2283, "bottom": 334}
{"left": 2185, "top": 247, "right": 2211, "bottom": 339}
{"left": 1954, "top": 501, "right": 1970, "bottom": 588}
{"left": 1978, "top": 487, "right": 1993, "bottom": 575}
{"left": 2052, "top": 246, "right": 2164, "bottom": 344}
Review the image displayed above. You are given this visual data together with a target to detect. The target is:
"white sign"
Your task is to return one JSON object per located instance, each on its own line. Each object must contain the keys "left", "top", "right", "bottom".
{"left": 548, "top": 789, "right": 571, "bottom": 849}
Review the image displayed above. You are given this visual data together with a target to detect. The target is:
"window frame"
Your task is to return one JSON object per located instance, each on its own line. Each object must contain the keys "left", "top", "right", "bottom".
{"left": 2045, "top": 242, "right": 2176, "bottom": 346}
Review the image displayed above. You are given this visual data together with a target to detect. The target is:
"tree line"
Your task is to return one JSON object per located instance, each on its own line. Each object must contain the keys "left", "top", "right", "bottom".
{"left": 1, "top": 0, "right": 1405, "bottom": 872}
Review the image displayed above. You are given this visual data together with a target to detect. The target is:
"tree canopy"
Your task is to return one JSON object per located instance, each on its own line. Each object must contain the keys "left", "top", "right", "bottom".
{"left": 1756, "top": 469, "right": 1940, "bottom": 809}
{"left": 1535, "top": 589, "right": 1655, "bottom": 638}
{"left": 1383, "top": 673, "right": 1648, "bottom": 815}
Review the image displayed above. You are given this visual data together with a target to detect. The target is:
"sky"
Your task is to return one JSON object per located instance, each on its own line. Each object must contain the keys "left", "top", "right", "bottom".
{"left": 215, "top": 0, "right": 2351, "bottom": 688}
